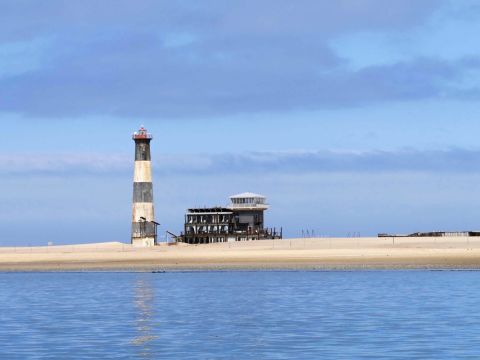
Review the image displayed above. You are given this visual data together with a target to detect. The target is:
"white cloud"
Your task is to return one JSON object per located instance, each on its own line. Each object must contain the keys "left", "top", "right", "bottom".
{"left": 2, "top": 148, "right": 480, "bottom": 176}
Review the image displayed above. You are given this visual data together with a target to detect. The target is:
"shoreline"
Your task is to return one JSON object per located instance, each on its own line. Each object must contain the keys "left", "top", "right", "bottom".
{"left": 2, "top": 237, "right": 480, "bottom": 271}
{"left": 3, "top": 268, "right": 480, "bottom": 273}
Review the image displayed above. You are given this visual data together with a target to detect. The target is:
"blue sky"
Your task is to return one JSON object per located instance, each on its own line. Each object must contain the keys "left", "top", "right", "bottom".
{"left": 2, "top": 0, "right": 480, "bottom": 245}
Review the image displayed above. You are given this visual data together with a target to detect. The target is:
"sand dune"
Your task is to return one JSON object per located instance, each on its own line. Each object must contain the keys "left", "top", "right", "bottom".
{"left": 1, "top": 237, "right": 480, "bottom": 271}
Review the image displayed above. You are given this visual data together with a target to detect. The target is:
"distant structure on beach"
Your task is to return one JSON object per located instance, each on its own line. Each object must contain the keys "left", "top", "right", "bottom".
{"left": 378, "top": 231, "right": 480, "bottom": 238}
{"left": 179, "top": 192, "right": 282, "bottom": 244}
{"left": 131, "top": 126, "right": 159, "bottom": 247}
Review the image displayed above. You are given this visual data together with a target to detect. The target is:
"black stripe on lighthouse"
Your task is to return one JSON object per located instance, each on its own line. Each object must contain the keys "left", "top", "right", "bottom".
{"left": 135, "top": 140, "right": 151, "bottom": 161}
{"left": 133, "top": 182, "right": 153, "bottom": 203}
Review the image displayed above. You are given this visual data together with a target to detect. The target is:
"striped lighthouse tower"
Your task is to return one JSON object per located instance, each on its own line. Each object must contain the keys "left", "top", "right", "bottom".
{"left": 131, "top": 126, "right": 157, "bottom": 247}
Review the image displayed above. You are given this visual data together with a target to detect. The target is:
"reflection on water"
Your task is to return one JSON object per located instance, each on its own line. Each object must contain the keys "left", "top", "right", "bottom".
{"left": 132, "top": 277, "right": 159, "bottom": 358}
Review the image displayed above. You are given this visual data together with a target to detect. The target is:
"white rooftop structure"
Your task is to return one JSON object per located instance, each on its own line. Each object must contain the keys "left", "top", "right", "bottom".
{"left": 230, "top": 192, "right": 266, "bottom": 199}
{"left": 228, "top": 192, "right": 269, "bottom": 210}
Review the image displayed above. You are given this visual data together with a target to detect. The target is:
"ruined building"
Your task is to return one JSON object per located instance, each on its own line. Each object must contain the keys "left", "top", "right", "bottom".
{"left": 180, "top": 193, "right": 282, "bottom": 244}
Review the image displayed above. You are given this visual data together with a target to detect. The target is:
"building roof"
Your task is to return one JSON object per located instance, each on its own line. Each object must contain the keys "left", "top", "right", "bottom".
{"left": 229, "top": 192, "right": 266, "bottom": 199}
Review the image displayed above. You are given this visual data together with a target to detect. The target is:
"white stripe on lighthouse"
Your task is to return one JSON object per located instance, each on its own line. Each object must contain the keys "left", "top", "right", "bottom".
{"left": 132, "top": 203, "right": 155, "bottom": 222}
{"left": 134, "top": 161, "right": 152, "bottom": 182}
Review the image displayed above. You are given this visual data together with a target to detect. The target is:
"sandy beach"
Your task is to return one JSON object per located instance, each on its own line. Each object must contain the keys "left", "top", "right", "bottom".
{"left": 1, "top": 237, "right": 480, "bottom": 271}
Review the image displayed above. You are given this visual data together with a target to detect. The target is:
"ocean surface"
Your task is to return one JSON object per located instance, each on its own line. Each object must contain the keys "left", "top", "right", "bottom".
{"left": 1, "top": 271, "right": 480, "bottom": 359}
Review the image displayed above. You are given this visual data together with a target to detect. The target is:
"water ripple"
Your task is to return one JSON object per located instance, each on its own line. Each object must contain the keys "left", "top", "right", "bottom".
{"left": 1, "top": 271, "right": 480, "bottom": 359}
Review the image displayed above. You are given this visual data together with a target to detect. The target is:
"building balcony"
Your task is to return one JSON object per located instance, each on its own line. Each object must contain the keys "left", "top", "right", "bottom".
{"left": 228, "top": 203, "right": 269, "bottom": 210}
{"left": 132, "top": 126, "right": 153, "bottom": 140}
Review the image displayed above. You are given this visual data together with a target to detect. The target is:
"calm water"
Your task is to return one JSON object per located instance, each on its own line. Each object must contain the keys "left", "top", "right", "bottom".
{"left": 1, "top": 271, "right": 480, "bottom": 359}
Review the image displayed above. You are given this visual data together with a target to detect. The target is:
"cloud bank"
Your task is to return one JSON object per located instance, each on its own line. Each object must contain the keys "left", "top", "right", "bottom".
{"left": 2, "top": 148, "right": 480, "bottom": 176}
{"left": 3, "top": 0, "right": 477, "bottom": 118}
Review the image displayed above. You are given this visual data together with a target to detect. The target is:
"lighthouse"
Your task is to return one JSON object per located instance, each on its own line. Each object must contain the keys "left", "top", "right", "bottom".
{"left": 131, "top": 126, "right": 158, "bottom": 247}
